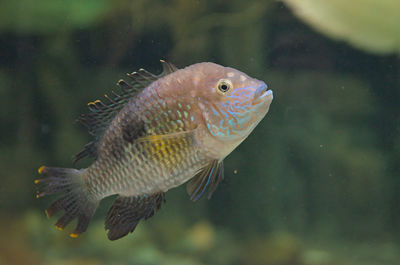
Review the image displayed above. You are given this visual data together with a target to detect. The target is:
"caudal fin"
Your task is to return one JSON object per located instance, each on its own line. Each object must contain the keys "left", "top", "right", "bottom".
{"left": 35, "top": 166, "right": 99, "bottom": 238}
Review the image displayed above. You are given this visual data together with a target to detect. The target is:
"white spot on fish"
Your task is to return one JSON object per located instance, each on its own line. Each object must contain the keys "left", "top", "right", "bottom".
{"left": 240, "top": 75, "right": 246, "bottom": 81}
{"left": 198, "top": 102, "right": 205, "bottom": 111}
{"left": 227, "top": 72, "right": 235, "bottom": 77}
{"left": 193, "top": 74, "right": 201, "bottom": 86}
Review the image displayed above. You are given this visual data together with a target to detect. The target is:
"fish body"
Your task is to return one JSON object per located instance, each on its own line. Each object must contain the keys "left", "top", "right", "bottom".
{"left": 36, "top": 61, "right": 273, "bottom": 240}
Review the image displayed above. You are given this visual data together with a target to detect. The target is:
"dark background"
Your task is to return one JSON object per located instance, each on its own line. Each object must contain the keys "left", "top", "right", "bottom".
{"left": 0, "top": 1, "right": 399, "bottom": 264}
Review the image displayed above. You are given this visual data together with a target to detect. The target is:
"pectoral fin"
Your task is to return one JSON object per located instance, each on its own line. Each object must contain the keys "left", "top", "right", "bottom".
{"left": 187, "top": 160, "right": 224, "bottom": 202}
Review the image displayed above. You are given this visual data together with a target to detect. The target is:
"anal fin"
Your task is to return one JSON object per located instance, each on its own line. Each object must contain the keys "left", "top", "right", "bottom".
{"left": 187, "top": 160, "right": 224, "bottom": 202}
{"left": 105, "top": 193, "right": 165, "bottom": 240}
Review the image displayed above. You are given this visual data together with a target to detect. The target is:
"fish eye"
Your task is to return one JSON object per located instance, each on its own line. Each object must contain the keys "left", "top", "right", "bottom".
{"left": 217, "top": 79, "right": 232, "bottom": 94}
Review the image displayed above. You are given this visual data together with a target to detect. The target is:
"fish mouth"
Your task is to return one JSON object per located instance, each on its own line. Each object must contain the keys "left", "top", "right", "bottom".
{"left": 259, "top": 89, "right": 273, "bottom": 99}
{"left": 255, "top": 84, "right": 273, "bottom": 101}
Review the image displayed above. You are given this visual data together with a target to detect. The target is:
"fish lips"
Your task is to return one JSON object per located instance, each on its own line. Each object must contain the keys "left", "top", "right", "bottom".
{"left": 254, "top": 84, "right": 273, "bottom": 103}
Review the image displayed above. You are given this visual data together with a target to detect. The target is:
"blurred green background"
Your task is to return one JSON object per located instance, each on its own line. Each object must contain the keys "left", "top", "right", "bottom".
{"left": 0, "top": 0, "right": 399, "bottom": 264}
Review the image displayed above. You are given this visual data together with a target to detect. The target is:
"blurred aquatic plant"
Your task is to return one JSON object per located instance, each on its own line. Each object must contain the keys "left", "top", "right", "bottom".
{"left": 0, "top": 0, "right": 109, "bottom": 34}
{"left": 23, "top": 211, "right": 239, "bottom": 265}
{"left": 183, "top": 221, "right": 215, "bottom": 252}
{"left": 242, "top": 232, "right": 302, "bottom": 265}
{"left": 282, "top": 0, "right": 400, "bottom": 55}
{"left": 302, "top": 249, "right": 335, "bottom": 265}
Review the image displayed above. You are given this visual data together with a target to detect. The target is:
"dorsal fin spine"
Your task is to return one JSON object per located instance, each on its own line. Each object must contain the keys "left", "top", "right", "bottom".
{"left": 104, "top": 94, "right": 117, "bottom": 104}
{"left": 117, "top": 79, "right": 132, "bottom": 91}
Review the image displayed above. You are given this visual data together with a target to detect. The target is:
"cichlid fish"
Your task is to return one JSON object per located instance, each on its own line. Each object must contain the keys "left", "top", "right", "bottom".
{"left": 35, "top": 61, "right": 273, "bottom": 240}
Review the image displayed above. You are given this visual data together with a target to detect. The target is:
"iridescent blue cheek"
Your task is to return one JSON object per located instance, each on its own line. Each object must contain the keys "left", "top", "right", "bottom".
{"left": 204, "top": 85, "right": 261, "bottom": 140}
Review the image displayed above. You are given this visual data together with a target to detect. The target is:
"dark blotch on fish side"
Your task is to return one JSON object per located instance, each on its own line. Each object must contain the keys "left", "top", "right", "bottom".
{"left": 122, "top": 119, "right": 146, "bottom": 144}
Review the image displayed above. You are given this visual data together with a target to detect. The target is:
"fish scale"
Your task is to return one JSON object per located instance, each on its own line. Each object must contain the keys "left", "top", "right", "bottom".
{"left": 35, "top": 61, "right": 273, "bottom": 240}
{"left": 85, "top": 87, "right": 205, "bottom": 197}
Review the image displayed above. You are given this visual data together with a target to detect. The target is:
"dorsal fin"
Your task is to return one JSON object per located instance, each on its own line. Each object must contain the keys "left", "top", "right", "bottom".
{"left": 74, "top": 60, "right": 178, "bottom": 164}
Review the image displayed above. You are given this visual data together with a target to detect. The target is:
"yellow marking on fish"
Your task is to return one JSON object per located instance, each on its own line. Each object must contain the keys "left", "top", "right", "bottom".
{"left": 69, "top": 233, "right": 79, "bottom": 238}
{"left": 140, "top": 136, "right": 184, "bottom": 166}
{"left": 141, "top": 134, "right": 166, "bottom": 142}
{"left": 35, "top": 194, "right": 40, "bottom": 199}
{"left": 156, "top": 140, "right": 169, "bottom": 157}
{"left": 142, "top": 136, "right": 169, "bottom": 157}
{"left": 45, "top": 210, "right": 50, "bottom": 219}
{"left": 88, "top": 100, "right": 101, "bottom": 106}
{"left": 38, "top": 166, "right": 46, "bottom": 174}
{"left": 55, "top": 225, "right": 64, "bottom": 231}
{"left": 34, "top": 179, "right": 40, "bottom": 184}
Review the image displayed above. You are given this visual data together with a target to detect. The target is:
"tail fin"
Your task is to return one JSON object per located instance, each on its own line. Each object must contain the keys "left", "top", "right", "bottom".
{"left": 35, "top": 166, "right": 99, "bottom": 238}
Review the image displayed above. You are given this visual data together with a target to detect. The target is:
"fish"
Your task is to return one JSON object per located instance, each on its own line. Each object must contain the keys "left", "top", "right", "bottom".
{"left": 35, "top": 61, "right": 273, "bottom": 240}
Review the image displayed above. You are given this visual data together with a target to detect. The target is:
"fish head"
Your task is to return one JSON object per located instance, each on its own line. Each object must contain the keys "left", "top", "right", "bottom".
{"left": 192, "top": 63, "right": 273, "bottom": 145}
